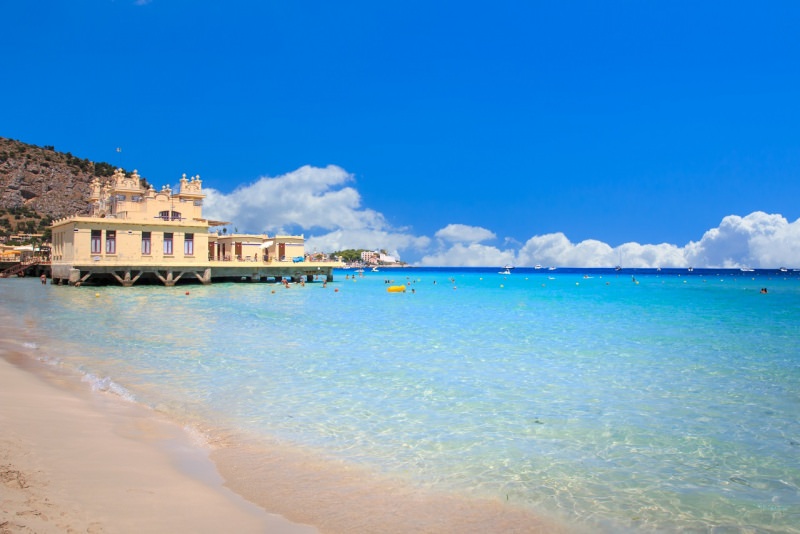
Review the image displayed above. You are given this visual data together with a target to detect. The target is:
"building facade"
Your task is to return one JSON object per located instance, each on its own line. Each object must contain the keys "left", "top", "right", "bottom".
{"left": 50, "top": 169, "right": 340, "bottom": 286}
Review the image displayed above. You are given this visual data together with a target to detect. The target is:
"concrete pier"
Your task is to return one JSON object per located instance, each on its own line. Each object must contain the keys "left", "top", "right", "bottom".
{"left": 51, "top": 260, "right": 339, "bottom": 287}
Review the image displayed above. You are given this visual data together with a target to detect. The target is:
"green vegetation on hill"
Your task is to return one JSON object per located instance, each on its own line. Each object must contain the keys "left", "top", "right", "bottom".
{"left": 333, "top": 249, "right": 375, "bottom": 263}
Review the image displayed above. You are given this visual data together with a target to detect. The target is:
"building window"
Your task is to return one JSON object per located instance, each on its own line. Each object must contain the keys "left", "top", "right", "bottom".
{"left": 164, "top": 233, "right": 173, "bottom": 255}
{"left": 142, "top": 231, "right": 151, "bottom": 255}
{"left": 105, "top": 230, "right": 116, "bottom": 254}
{"left": 158, "top": 210, "right": 182, "bottom": 221}
{"left": 184, "top": 233, "right": 194, "bottom": 255}
{"left": 91, "top": 230, "right": 102, "bottom": 254}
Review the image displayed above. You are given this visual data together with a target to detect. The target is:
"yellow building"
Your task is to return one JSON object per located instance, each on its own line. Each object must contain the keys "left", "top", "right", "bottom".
{"left": 209, "top": 233, "right": 304, "bottom": 263}
{"left": 50, "top": 169, "right": 341, "bottom": 286}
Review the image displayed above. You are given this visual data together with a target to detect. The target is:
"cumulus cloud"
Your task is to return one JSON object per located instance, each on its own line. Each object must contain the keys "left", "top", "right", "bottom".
{"left": 201, "top": 164, "right": 800, "bottom": 268}
{"left": 684, "top": 212, "right": 800, "bottom": 268}
{"left": 435, "top": 224, "right": 496, "bottom": 244}
{"left": 204, "top": 165, "right": 387, "bottom": 235}
{"left": 202, "top": 165, "right": 429, "bottom": 259}
{"left": 424, "top": 212, "right": 800, "bottom": 268}
{"left": 417, "top": 243, "right": 517, "bottom": 267}
{"left": 512, "top": 234, "right": 688, "bottom": 268}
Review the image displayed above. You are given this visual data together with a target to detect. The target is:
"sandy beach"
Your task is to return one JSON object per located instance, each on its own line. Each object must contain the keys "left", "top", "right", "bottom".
{"left": 0, "top": 351, "right": 316, "bottom": 534}
{"left": 0, "top": 346, "right": 570, "bottom": 534}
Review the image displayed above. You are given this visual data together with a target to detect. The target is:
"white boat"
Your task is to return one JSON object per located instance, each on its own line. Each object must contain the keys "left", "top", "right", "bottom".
{"left": 499, "top": 265, "right": 514, "bottom": 275}
{"left": 534, "top": 264, "right": 543, "bottom": 270}
{"left": 740, "top": 267, "right": 755, "bottom": 272}
{"left": 371, "top": 267, "right": 380, "bottom": 272}
{"left": 548, "top": 266, "right": 557, "bottom": 271}
{"left": 779, "top": 267, "right": 788, "bottom": 272}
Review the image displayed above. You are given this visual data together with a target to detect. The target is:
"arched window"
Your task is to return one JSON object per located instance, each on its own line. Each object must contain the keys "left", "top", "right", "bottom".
{"left": 157, "top": 210, "right": 182, "bottom": 221}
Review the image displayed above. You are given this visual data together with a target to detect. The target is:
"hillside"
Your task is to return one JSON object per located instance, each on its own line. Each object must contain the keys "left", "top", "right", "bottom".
{"left": 0, "top": 137, "right": 124, "bottom": 241}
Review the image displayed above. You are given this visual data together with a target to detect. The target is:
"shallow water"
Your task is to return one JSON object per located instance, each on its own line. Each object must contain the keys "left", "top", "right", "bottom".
{"left": 3, "top": 268, "right": 799, "bottom": 532}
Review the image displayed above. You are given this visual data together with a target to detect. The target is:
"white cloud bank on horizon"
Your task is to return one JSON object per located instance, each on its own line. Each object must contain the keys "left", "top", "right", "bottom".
{"left": 203, "top": 165, "right": 800, "bottom": 268}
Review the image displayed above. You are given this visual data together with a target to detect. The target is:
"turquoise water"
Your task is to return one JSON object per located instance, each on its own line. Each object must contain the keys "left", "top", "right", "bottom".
{"left": 3, "top": 268, "right": 800, "bottom": 532}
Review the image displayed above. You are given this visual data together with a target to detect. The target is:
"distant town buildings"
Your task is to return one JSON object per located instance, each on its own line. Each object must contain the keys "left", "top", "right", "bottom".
{"left": 360, "top": 250, "right": 399, "bottom": 266}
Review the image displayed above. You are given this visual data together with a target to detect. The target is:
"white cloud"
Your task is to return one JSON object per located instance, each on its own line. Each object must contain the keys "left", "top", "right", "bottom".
{"left": 201, "top": 165, "right": 800, "bottom": 268}
{"left": 435, "top": 224, "right": 495, "bottom": 244}
{"left": 516, "top": 234, "right": 613, "bottom": 268}
{"left": 684, "top": 212, "right": 800, "bottom": 268}
{"left": 203, "top": 165, "right": 388, "bottom": 235}
{"left": 417, "top": 243, "right": 516, "bottom": 267}
{"left": 202, "top": 165, "right": 429, "bottom": 260}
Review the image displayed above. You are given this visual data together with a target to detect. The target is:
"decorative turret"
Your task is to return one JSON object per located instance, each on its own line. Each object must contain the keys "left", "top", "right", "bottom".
{"left": 89, "top": 177, "right": 102, "bottom": 202}
{"left": 83, "top": 169, "right": 205, "bottom": 221}
{"left": 107, "top": 169, "right": 142, "bottom": 196}
{"left": 178, "top": 173, "right": 204, "bottom": 198}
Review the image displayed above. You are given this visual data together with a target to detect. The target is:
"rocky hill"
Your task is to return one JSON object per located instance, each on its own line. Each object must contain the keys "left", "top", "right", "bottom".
{"left": 0, "top": 137, "right": 115, "bottom": 217}
{"left": 0, "top": 137, "right": 128, "bottom": 240}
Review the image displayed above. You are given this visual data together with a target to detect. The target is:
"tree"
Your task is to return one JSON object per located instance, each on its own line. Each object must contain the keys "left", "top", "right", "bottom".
{"left": 332, "top": 248, "right": 366, "bottom": 263}
{"left": 94, "top": 161, "right": 115, "bottom": 177}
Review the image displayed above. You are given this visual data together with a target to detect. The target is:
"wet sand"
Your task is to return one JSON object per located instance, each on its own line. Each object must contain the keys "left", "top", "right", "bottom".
{"left": 0, "top": 351, "right": 316, "bottom": 533}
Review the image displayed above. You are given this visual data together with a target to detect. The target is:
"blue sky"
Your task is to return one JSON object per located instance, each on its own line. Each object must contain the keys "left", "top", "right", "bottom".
{"left": 4, "top": 1, "right": 800, "bottom": 267}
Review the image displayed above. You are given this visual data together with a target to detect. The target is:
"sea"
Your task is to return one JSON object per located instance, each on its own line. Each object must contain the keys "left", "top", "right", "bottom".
{"left": 2, "top": 267, "right": 799, "bottom": 533}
